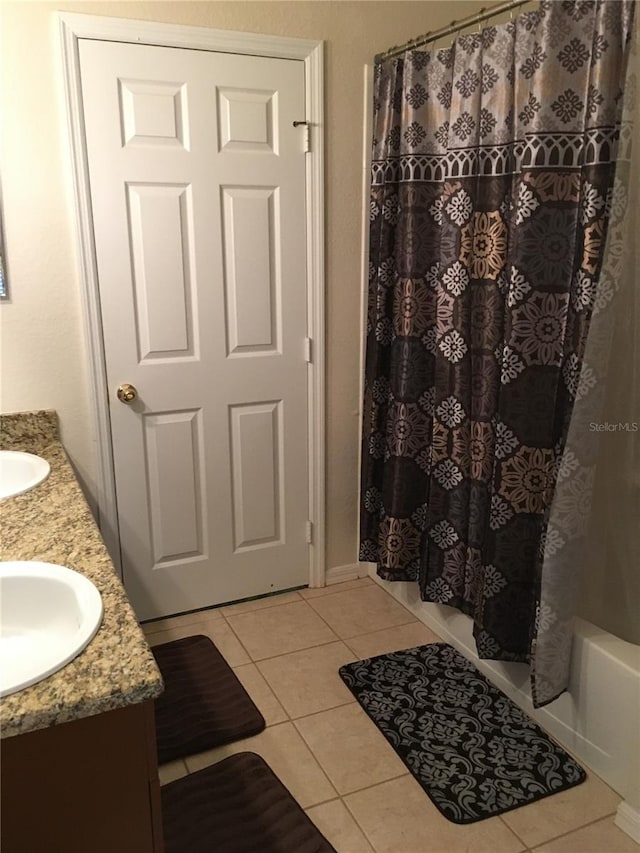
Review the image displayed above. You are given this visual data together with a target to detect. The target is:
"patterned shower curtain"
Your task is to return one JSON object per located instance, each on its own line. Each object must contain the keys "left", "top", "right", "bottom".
{"left": 360, "top": 0, "right": 635, "bottom": 706}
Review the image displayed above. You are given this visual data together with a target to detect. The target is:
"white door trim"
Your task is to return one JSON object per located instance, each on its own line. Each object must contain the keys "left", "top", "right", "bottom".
{"left": 58, "top": 12, "right": 326, "bottom": 588}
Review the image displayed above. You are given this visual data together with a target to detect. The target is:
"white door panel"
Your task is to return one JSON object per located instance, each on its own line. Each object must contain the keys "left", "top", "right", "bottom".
{"left": 127, "top": 183, "right": 195, "bottom": 360}
{"left": 229, "top": 401, "right": 284, "bottom": 549}
{"left": 222, "top": 186, "right": 281, "bottom": 355}
{"left": 79, "top": 39, "right": 309, "bottom": 619}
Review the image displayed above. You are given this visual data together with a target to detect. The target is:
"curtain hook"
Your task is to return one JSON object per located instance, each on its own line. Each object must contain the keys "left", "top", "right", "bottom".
{"left": 477, "top": 8, "right": 486, "bottom": 32}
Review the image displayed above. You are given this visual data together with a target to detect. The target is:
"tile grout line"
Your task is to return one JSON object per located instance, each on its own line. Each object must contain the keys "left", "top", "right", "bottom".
{"left": 286, "top": 594, "right": 344, "bottom": 641}
{"left": 305, "top": 794, "right": 343, "bottom": 812}
{"left": 290, "top": 700, "right": 361, "bottom": 728}
{"left": 496, "top": 813, "right": 530, "bottom": 850}
{"left": 250, "top": 637, "right": 356, "bottom": 666}
{"left": 301, "top": 586, "right": 418, "bottom": 646}
{"left": 287, "top": 698, "right": 358, "bottom": 724}
{"left": 305, "top": 581, "right": 429, "bottom": 645}
{"left": 219, "top": 607, "right": 270, "bottom": 666}
{"left": 290, "top": 708, "right": 412, "bottom": 800}
{"left": 339, "top": 769, "right": 411, "bottom": 798}
{"left": 341, "top": 625, "right": 438, "bottom": 658}
{"left": 306, "top": 794, "right": 378, "bottom": 853}
{"left": 223, "top": 596, "right": 343, "bottom": 663}
{"left": 231, "top": 661, "right": 293, "bottom": 728}
{"left": 305, "top": 587, "right": 418, "bottom": 631}
{"left": 307, "top": 587, "right": 384, "bottom": 654}
{"left": 340, "top": 790, "right": 388, "bottom": 852}
{"left": 271, "top": 715, "right": 343, "bottom": 806}
{"left": 525, "top": 810, "right": 621, "bottom": 851}
{"left": 236, "top": 636, "right": 345, "bottom": 665}
{"left": 340, "top": 616, "right": 423, "bottom": 643}
{"left": 252, "top": 666, "right": 358, "bottom": 722}
{"left": 184, "top": 719, "right": 342, "bottom": 805}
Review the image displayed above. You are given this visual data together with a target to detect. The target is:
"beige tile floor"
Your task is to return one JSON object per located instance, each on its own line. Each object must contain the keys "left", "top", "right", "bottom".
{"left": 143, "top": 578, "right": 637, "bottom": 853}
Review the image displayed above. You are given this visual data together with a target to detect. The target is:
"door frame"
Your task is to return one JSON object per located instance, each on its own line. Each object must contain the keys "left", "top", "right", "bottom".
{"left": 59, "top": 12, "right": 326, "bottom": 588}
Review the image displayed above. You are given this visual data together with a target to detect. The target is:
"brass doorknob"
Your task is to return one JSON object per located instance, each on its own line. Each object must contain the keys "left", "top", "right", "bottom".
{"left": 116, "top": 383, "right": 138, "bottom": 404}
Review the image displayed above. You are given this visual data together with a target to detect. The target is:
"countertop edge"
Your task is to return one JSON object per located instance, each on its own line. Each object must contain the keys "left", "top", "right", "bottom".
{"left": 0, "top": 416, "right": 164, "bottom": 739}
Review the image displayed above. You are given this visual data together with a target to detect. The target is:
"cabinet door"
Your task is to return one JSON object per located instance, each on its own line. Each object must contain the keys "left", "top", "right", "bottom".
{"left": 1, "top": 702, "right": 163, "bottom": 853}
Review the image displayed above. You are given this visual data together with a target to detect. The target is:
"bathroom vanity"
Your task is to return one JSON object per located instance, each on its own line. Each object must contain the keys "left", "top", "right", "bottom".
{"left": 0, "top": 411, "right": 165, "bottom": 853}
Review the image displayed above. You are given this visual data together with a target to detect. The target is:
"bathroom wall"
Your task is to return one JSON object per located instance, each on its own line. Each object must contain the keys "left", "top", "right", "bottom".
{"left": 577, "top": 260, "right": 639, "bottom": 644}
{"left": 0, "top": 0, "right": 484, "bottom": 563}
{"left": 577, "top": 40, "right": 639, "bottom": 645}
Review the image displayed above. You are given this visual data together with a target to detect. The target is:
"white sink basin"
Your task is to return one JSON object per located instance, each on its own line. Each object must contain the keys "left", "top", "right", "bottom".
{"left": 0, "top": 450, "right": 51, "bottom": 500}
{"left": 0, "top": 561, "right": 103, "bottom": 697}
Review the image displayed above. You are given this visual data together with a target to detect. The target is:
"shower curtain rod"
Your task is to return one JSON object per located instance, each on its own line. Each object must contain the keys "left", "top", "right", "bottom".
{"left": 375, "top": 0, "right": 534, "bottom": 62}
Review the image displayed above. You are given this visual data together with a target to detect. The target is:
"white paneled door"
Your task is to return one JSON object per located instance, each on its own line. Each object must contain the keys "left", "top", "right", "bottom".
{"left": 79, "top": 39, "right": 310, "bottom": 620}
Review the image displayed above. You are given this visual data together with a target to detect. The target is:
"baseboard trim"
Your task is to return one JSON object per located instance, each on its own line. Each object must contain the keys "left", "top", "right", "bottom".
{"left": 324, "top": 563, "right": 367, "bottom": 585}
{"left": 615, "top": 802, "right": 640, "bottom": 843}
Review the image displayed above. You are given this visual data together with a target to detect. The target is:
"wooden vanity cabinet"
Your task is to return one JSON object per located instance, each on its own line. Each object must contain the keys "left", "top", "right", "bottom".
{"left": 1, "top": 700, "right": 164, "bottom": 853}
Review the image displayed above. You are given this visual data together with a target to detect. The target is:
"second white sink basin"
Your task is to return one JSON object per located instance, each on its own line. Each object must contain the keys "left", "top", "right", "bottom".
{"left": 0, "top": 450, "right": 51, "bottom": 500}
{"left": 0, "top": 561, "right": 103, "bottom": 697}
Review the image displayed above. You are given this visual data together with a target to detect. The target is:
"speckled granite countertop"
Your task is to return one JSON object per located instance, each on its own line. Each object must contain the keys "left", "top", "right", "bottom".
{"left": 0, "top": 410, "right": 163, "bottom": 739}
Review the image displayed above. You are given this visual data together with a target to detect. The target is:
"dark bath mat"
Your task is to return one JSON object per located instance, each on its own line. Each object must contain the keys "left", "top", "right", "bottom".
{"left": 161, "top": 751, "right": 337, "bottom": 853}
{"left": 152, "top": 634, "right": 265, "bottom": 764}
{"left": 339, "top": 642, "right": 586, "bottom": 824}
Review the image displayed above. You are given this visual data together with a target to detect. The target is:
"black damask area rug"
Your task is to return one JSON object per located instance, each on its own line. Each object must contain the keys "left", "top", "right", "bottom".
{"left": 339, "top": 643, "right": 586, "bottom": 824}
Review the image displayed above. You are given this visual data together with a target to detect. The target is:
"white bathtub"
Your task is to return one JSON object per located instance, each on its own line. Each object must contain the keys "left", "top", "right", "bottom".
{"left": 368, "top": 569, "right": 640, "bottom": 842}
